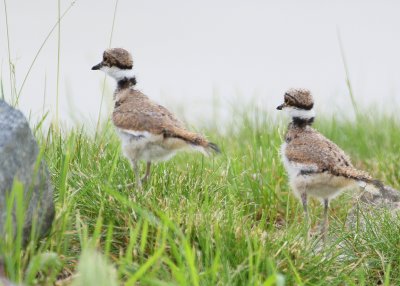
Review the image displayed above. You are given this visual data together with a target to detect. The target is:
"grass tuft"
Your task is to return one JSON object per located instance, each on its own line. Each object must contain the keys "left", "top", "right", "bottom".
{"left": 2, "top": 107, "right": 399, "bottom": 285}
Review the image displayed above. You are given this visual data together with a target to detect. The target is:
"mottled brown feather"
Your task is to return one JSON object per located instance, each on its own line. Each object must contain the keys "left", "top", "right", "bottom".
{"left": 284, "top": 123, "right": 373, "bottom": 182}
{"left": 284, "top": 88, "right": 314, "bottom": 110}
{"left": 112, "top": 88, "right": 210, "bottom": 147}
{"left": 103, "top": 48, "right": 133, "bottom": 69}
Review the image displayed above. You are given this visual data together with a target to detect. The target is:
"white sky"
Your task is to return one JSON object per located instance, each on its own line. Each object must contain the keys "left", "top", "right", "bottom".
{"left": 1, "top": 0, "right": 399, "bottom": 127}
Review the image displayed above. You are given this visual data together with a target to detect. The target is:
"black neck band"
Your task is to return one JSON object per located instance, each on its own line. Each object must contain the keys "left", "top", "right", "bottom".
{"left": 292, "top": 117, "right": 314, "bottom": 127}
{"left": 117, "top": 77, "right": 137, "bottom": 90}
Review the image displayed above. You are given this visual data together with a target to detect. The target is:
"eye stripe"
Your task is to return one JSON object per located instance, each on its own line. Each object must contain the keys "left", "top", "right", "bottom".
{"left": 285, "top": 93, "right": 297, "bottom": 103}
{"left": 284, "top": 94, "right": 300, "bottom": 107}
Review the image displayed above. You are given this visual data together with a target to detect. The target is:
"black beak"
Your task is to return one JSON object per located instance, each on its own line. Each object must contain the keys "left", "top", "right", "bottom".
{"left": 277, "top": 103, "right": 285, "bottom": 110}
{"left": 91, "top": 62, "right": 103, "bottom": 70}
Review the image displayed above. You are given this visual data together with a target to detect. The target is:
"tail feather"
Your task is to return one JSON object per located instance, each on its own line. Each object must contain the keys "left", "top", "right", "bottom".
{"left": 336, "top": 168, "right": 385, "bottom": 194}
{"left": 163, "top": 128, "right": 221, "bottom": 155}
{"left": 369, "top": 179, "right": 385, "bottom": 190}
{"left": 357, "top": 178, "right": 400, "bottom": 205}
{"left": 358, "top": 177, "right": 385, "bottom": 195}
{"left": 191, "top": 141, "right": 221, "bottom": 156}
{"left": 207, "top": 142, "right": 221, "bottom": 154}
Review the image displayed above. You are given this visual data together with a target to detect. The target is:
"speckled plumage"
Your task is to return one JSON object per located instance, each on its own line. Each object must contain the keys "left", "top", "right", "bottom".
{"left": 92, "top": 48, "right": 219, "bottom": 188}
{"left": 278, "top": 88, "right": 381, "bottom": 238}
{"left": 280, "top": 89, "right": 376, "bottom": 199}
{"left": 112, "top": 88, "right": 213, "bottom": 150}
{"left": 282, "top": 88, "right": 314, "bottom": 110}
{"left": 103, "top": 48, "right": 133, "bottom": 69}
{"left": 284, "top": 123, "right": 372, "bottom": 183}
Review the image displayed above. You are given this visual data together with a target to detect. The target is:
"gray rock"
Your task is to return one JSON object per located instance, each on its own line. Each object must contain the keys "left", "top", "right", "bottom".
{"left": 359, "top": 185, "right": 400, "bottom": 206}
{"left": 347, "top": 185, "right": 400, "bottom": 229}
{"left": 0, "top": 100, "right": 54, "bottom": 246}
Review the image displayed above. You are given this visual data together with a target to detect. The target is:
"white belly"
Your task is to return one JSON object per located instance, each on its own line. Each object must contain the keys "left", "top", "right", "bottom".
{"left": 118, "top": 129, "right": 178, "bottom": 162}
{"left": 280, "top": 143, "right": 318, "bottom": 180}
{"left": 280, "top": 143, "right": 357, "bottom": 200}
{"left": 290, "top": 172, "right": 357, "bottom": 200}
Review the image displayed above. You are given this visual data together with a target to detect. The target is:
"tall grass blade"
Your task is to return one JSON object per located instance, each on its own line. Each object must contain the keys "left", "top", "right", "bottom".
{"left": 33, "top": 111, "right": 49, "bottom": 134}
{"left": 16, "top": 1, "right": 76, "bottom": 101}
{"left": 95, "top": 0, "right": 120, "bottom": 137}
{"left": 73, "top": 248, "right": 118, "bottom": 286}
{"left": 0, "top": 76, "right": 4, "bottom": 100}
{"left": 55, "top": 0, "right": 62, "bottom": 125}
{"left": 1, "top": 180, "right": 25, "bottom": 282}
{"left": 2, "top": 0, "right": 16, "bottom": 104}
{"left": 25, "top": 253, "right": 62, "bottom": 285}
{"left": 125, "top": 226, "right": 167, "bottom": 286}
{"left": 337, "top": 28, "right": 359, "bottom": 117}
{"left": 384, "top": 263, "right": 391, "bottom": 286}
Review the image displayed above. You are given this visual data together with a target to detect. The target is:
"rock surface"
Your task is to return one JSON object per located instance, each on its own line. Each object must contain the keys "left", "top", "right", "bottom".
{"left": 0, "top": 100, "right": 54, "bottom": 246}
{"left": 347, "top": 185, "right": 400, "bottom": 229}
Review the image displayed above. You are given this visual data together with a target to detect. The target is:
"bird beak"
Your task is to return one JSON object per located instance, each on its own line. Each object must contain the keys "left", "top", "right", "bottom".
{"left": 91, "top": 62, "right": 103, "bottom": 70}
{"left": 277, "top": 103, "right": 286, "bottom": 110}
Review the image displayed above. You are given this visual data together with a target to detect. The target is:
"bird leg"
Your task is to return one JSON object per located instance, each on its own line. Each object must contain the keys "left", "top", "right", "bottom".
{"left": 321, "top": 199, "right": 329, "bottom": 241}
{"left": 301, "top": 192, "right": 308, "bottom": 224}
{"left": 301, "top": 192, "right": 310, "bottom": 241}
{"left": 141, "top": 162, "right": 151, "bottom": 184}
{"left": 130, "top": 159, "right": 142, "bottom": 189}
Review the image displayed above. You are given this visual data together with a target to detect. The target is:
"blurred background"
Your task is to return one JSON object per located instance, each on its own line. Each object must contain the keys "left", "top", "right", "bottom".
{"left": 1, "top": 0, "right": 399, "bottom": 128}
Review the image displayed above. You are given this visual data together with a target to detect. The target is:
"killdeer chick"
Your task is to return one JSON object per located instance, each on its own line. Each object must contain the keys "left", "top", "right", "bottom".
{"left": 277, "top": 88, "right": 382, "bottom": 237}
{"left": 92, "top": 48, "right": 220, "bottom": 188}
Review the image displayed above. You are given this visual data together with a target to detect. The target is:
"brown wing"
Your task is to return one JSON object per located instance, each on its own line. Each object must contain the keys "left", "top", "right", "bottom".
{"left": 112, "top": 89, "right": 215, "bottom": 150}
{"left": 112, "top": 89, "right": 185, "bottom": 133}
{"left": 285, "top": 127, "right": 372, "bottom": 181}
{"left": 156, "top": 104, "right": 185, "bottom": 129}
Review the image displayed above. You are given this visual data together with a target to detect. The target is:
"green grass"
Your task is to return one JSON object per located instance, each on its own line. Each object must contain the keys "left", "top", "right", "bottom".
{"left": 1, "top": 108, "right": 400, "bottom": 285}
{"left": 1, "top": 2, "right": 399, "bottom": 284}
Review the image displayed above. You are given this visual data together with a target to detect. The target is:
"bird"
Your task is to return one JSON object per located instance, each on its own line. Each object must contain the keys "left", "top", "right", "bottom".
{"left": 92, "top": 48, "right": 220, "bottom": 188}
{"left": 277, "top": 88, "right": 382, "bottom": 238}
